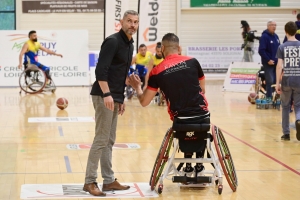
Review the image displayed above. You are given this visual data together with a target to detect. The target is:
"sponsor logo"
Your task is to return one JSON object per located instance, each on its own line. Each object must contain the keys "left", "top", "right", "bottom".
{"left": 186, "top": 132, "right": 195, "bottom": 137}
{"left": 7, "top": 33, "right": 57, "bottom": 55}
{"left": 114, "top": 0, "right": 122, "bottom": 32}
{"left": 142, "top": 0, "right": 159, "bottom": 53}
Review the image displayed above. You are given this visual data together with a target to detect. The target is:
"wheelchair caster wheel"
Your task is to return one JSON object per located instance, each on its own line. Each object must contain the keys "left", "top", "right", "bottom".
{"left": 51, "top": 89, "right": 56, "bottom": 93}
{"left": 215, "top": 180, "right": 218, "bottom": 185}
{"left": 218, "top": 185, "right": 223, "bottom": 195}
{"left": 157, "top": 184, "right": 163, "bottom": 194}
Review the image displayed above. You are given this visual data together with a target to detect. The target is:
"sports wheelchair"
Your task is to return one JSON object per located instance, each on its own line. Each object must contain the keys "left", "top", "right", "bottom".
{"left": 149, "top": 117, "right": 238, "bottom": 195}
{"left": 254, "top": 66, "right": 281, "bottom": 110}
{"left": 19, "top": 64, "right": 56, "bottom": 94}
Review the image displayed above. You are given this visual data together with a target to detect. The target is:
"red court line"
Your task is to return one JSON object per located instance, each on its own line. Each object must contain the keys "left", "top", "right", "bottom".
{"left": 219, "top": 126, "right": 300, "bottom": 176}
{"left": 134, "top": 183, "right": 145, "bottom": 197}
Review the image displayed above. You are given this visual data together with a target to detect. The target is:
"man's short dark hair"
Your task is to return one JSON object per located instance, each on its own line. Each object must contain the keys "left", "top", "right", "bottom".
{"left": 285, "top": 21, "right": 297, "bottom": 36}
{"left": 297, "top": 13, "right": 300, "bottom": 20}
{"left": 139, "top": 44, "right": 146, "bottom": 48}
{"left": 28, "top": 30, "right": 36, "bottom": 37}
{"left": 156, "top": 42, "right": 162, "bottom": 48}
{"left": 162, "top": 33, "right": 179, "bottom": 44}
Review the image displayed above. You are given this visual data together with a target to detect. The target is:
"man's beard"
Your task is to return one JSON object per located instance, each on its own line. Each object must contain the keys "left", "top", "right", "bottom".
{"left": 155, "top": 54, "right": 162, "bottom": 59}
{"left": 32, "top": 38, "right": 38, "bottom": 42}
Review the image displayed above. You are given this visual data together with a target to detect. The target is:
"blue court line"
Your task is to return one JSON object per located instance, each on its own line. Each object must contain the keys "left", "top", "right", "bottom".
{"left": 58, "top": 126, "right": 63, "bottom": 136}
{"left": 64, "top": 156, "right": 72, "bottom": 173}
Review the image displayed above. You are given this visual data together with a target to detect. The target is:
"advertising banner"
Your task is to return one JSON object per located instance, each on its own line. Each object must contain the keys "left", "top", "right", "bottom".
{"left": 223, "top": 62, "right": 261, "bottom": 92}
{"left": 104, "top": 0, "right": 129, "bottom": 39}
{"left": 0, "top": 30, "right": 89, "bottom": 86}
{"left": 22, "top": 0, "right": 104, "bottom": 13}
{"left": 137, "top": 0, "right": 161, "bottom": 53}
{"left": 186, "top": 45, "right": 261, "bottom": 73}
{"left": 190, "top": 0, "right": 280, "bottom": 7}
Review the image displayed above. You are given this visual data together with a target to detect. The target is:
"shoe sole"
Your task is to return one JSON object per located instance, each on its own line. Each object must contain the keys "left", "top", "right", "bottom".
{"left": 83, "top": 188, "right": 106, "bottom": 196}
{"left": 102, "top": 187, "right": 130, "bottom": 191}
{"left": 296, "top": 120, "right": 300, "bottom": 141}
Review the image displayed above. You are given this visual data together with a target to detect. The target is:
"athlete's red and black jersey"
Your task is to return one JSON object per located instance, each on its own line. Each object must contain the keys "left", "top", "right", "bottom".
{"left": 147, "top": 54, "right": 209, "bottom": 120}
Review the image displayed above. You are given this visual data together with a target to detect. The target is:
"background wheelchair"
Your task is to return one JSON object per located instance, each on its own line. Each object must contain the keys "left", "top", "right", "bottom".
{"left": 254, "top": 66, "right": 281, "bottom": 110}
{"left": 149, "top": 118, "right": 238, "bottom": 195}
{"left": 19, "top": 64, "right": 56, "bottom": 94}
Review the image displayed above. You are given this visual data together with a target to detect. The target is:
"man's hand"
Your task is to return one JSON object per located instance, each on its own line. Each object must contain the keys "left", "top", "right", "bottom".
{"left": 118, "top": 103, "right": 125, "bottom": 116}
{"left": 268, "top": 60, "right": 275, "bottom": 65}
{"left": 18, "top": 64, "right": 23, "bottom": 69}
{"left": 275, "top": 83, "right": 281, "bottom": 94}
{"left": 55, "top": 53, "right": 63, "bottom": 58}
{"left": 103, "top": 96, "right": 114, "bottom": 111}
{"left": 125, "top": 77, "right": 130, "bottom": 86}
{"left": 129, "top": 74, "right": 142, "bottom": 90}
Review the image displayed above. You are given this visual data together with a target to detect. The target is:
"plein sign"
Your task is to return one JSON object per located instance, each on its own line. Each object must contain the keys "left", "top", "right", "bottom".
{"left": 22, "top": 0, "right": 104, "bottom": 13}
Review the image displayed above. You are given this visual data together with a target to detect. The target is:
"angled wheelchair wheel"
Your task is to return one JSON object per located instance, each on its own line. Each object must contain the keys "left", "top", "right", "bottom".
{"left": 149, "top": 128, "right": 173, "bottom": 191}
{"left": 212, "top": 125, "right": 238, "bottom": 192}
{"left": 19, "top": 68, "right": 46, "bottom": 94}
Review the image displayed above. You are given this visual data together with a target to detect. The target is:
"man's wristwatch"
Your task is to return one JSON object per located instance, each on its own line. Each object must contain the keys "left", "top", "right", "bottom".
{"left": 103, "top": 92, "right": 111, "bottom": 98}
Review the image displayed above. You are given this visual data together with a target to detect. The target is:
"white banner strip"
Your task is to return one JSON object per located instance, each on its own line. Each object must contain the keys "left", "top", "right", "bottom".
{"left": 137, "top": 0, "right": 161, "bottom": 53}
{"left": 104, "top": 0, "right": 129, "bottom": 39}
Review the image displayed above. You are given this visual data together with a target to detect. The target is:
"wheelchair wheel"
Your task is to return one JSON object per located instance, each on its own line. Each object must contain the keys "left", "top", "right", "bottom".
{"left": 149, "top": 128, "right": 173, "bottom": 191}
{"left": 212, "top": 125, "right": 238, "bottom": 192}
{"left": 19, "top": 68, "right": 46, "bottom": 94}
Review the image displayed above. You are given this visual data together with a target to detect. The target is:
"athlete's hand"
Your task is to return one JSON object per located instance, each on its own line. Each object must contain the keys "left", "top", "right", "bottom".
{"left": 268, "top": 60, "right": 275, "bottom": 65}
{"left": 129, "top": 74, "right": 142, "bottom": 90}
{"left": 56, "top": 54, "right": 63, "bottom": 58}
{"left": 18, "top": 64, "right": 22, "bottom": 69}
{"left": 275, "top": 83, "right": 281, "bottom": 94}
{"left": 103, "top": 96, "right": 114, "bottom": 111}
{"left": 118, "top": 103, "right": 125, "bottom": 116}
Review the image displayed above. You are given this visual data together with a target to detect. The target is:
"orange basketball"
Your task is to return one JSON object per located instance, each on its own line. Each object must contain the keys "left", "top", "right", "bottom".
{"left": 56, "top": 97, "right": 68, "bottom": 110}
{"left": 248, "top": 93, "right": 258, "bottom": 104}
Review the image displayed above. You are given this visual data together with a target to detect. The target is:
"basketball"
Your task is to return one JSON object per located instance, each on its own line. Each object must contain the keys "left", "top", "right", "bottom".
{"left": 248, "top": 93, "right": 258, "bottom": 104}
{"left": 56, "top": 97, "right": 68, "bottom": 110}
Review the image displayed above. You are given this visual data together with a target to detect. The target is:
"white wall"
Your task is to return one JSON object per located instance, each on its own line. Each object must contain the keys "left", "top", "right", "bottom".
{"left": 180, "top": 0, "right": 300, "bottom": 55}
{"left": 16, "top": 0, "right": 176, "bottom": 52}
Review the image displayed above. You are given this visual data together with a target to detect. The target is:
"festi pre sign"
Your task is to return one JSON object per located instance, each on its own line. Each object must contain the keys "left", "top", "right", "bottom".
{"left": 0, "top": 30, "right": 89, "bottom": 87}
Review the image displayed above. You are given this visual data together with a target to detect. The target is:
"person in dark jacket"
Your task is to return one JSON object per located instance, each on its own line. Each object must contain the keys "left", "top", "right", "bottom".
{"left": 283, "top": 13, "right": 300, "bottom": 43}
{"left": 83, "top": 10, "right": 139, "bottom": 196}
{"left": 258, "top": 20, "right": 281, "bottom": 98}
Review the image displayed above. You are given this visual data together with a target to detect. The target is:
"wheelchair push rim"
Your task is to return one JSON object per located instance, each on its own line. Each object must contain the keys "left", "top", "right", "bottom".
{"left": 19, "top": 68, "right": 47, "bottom": 94}
{"left": 149, "top": 128, "right": 173, "bottom": 191}
{"left": 212, "top": 125, "right": 238, "bottom": 192}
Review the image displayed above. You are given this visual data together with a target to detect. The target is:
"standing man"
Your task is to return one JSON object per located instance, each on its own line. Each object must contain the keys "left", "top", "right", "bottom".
{"left": 84, "top": 10, "right": 139, "bottom": 196}
{"left": 259, "top": 20, "right": 280, "bottom": 99}
{"left": 241, "top": 20, "right": 254, "bottom": 62}
{"left": 283, "top": 13, "right": 300, "bottom": 42}
{"left": 275, "top": 21, "right": 300, "bottom": 141}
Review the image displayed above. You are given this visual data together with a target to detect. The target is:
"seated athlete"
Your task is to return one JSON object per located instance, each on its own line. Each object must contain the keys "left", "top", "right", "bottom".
{"left": 18, "top": 30, "right": 63, "bottom": 82}
{"left": 131, "top": 44, "right": 153, "bottom": 90}
{"left": 129, "top": 33, "right": 209, "bottom": 176}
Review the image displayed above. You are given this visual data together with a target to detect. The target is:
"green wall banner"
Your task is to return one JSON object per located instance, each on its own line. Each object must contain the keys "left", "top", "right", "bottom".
{"left": 191, "top": 0, "right": 280, "bottom": 7}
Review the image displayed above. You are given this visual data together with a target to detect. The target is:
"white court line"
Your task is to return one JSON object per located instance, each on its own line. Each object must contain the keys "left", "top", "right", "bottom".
{"left": 28, "top": 117, "right": 95, "bottom": 123}
{"left": 21, "top": 183, "right": 158, "bottom": 199}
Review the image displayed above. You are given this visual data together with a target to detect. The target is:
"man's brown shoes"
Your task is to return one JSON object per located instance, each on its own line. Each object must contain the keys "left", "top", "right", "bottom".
{"left": 102, "top": 179, "right": 130, "bottom": 191}
{"left": 83, "top": 182, "right": 106, "bottom": 196}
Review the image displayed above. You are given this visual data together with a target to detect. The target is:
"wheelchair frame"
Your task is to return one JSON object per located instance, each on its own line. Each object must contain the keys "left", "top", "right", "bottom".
{"left": 149, "top": 125, "right": 238, "bottom": 195}
{"left": 19, "top": 64, "right": 56, "bottom": 94}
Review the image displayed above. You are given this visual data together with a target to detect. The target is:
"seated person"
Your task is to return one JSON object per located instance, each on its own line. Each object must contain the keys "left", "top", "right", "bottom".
{"left": 131, "top": 44, "right": 153, "bottom": 89}
{"left": 18, "top": 30, "right": 63, "bottom": 82}
{"left": 129, "top": 33, "right": 209, "bottom": 176}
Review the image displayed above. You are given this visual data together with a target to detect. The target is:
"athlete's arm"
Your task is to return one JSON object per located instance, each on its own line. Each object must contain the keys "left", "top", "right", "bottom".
{"left": 200, "top": 78, "right": 205, "bottom": 94}
{"left": 129, "top": 74, "right": 156, "bottom": 107}
{"left": 18, "top": 43, "right": 28, "bottom": 69}
{"left": 275, "top": 58, "right": 283, "bottom": 94}
{"left": 143, "top": 57, "right": 154, "bottom": 90}
{"left": 131, "top": 56, "right": 136, "bottom": 65}
{"left": 39, "top": 46, "right": 63, "bottom": 57}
